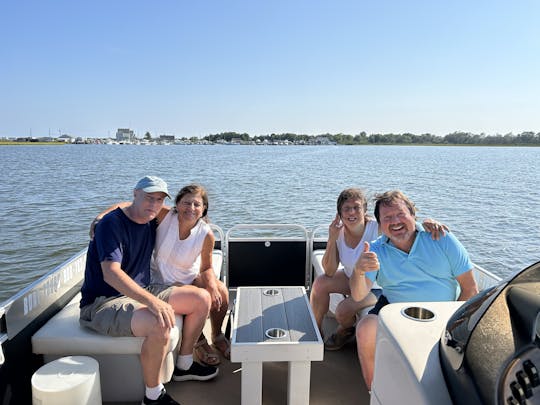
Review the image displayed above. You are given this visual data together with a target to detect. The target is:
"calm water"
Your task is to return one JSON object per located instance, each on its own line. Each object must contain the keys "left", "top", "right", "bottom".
{"left": 1, "top": 144, "right": 539, "bottom": 303}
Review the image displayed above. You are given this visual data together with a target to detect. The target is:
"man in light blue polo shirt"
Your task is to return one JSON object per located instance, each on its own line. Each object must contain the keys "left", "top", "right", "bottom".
{"left": 350, "top": 190, "right": 478, "bottom": 391}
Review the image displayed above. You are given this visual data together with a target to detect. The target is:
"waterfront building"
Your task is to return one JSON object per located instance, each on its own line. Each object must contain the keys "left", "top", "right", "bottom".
{"left": 115, "top": 128, "right": 135, "bottom": 143}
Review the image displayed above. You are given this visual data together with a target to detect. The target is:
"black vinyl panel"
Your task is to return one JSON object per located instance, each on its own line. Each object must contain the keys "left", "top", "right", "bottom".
{"left": 228, "top": 241, "right": 307, "bottom": 288}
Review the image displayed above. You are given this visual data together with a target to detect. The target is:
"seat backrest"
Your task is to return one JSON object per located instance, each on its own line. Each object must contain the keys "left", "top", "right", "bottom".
{"left": 225, "top": 224, "right": 310, "bottom": 290}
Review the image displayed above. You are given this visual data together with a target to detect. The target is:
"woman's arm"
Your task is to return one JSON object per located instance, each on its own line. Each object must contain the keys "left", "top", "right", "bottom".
{"left": 198, "top": 232, "right": 221, "bottom": 309}
{"left": 89, "top": 201, "right": 131, "bottom": 238}
{"left": 90, "top": 202, "right": 170, "bottom": 238}
{"left": 155, "top": 205, "right": 171, "bottom": 223}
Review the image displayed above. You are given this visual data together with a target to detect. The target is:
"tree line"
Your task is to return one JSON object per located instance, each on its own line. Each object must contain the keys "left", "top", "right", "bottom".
{"left": 202, "top": 131, "right": 540, "bottom": 145}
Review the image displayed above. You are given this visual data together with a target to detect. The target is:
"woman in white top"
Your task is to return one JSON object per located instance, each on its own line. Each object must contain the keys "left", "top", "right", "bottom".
{"left": 94, "top": 184, "right": 229, "bottom": 366}
{"left": 151, "top": 184, "right": 229, "bottom": 366}
{"left": 310, "top": 188, "right": 446, "bottom": 350}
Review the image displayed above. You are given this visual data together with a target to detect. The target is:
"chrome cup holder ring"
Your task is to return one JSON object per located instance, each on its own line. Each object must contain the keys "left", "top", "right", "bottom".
{"left": 265, "top": 327, "right": 287, "bottom": 339}
{"left": 262, "top": 288, "right": 281, "bottom": 296}
{"left": 401, "top": 306, "right": 436, "bottom": 322}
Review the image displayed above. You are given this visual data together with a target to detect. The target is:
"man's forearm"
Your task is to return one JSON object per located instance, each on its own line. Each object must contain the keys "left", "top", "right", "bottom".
{"left": 350, "top": 271, "right": 372, "bottom": 302}
{"left": 102, "top": 262, "right": 155, "bottom": 306}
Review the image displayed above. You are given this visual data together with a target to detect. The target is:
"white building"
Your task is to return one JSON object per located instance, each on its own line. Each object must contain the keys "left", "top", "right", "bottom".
{"left": 116, "top": 128, "right": 135, "bottom": 142}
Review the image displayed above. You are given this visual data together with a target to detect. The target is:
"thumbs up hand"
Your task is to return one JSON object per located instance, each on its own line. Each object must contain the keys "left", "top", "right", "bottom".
{"left": 354, "top": 241, "right": 380, "bottom": 274}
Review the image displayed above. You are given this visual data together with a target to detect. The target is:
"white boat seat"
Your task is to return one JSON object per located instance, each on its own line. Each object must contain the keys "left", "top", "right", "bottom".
{"left": 32, "top": 293, "right": 182, "bottom": 403}
{"left": 311, "top": 249, "right": 380, "bottom": 319}
{"left": 31, "top": 249, "right": 223, "bottom": 402}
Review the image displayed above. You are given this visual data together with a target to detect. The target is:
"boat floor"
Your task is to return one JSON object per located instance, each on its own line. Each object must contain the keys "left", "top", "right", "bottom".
{"left": 105, "top": 314, "right": 370, "bottom": 404}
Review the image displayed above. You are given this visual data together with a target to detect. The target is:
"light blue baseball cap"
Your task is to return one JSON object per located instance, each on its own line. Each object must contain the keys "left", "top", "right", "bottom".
{"left": 134, "top": 176, "right": 171, "bottom": 198}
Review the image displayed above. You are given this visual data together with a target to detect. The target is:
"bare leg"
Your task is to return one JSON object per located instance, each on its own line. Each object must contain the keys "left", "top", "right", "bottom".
{"left": 356, "top": 314, "right": 378, "bottom": 390}
{"left": 167, "top": 285, "right": 211, "bottom": 356}
{"left": 310, "top": 271, "right": 351, "bottom": 333}
{"left": 210, "top": 280, "right": 229, "bottom": 340}
{"left": 131, "top": 308, "right": 170, "bottom": 388}
{"left": 334, "top": 293, "right": 377, "bottom": 333}
{"left": 189, "top": 281, "right": 231, "bottom": 363}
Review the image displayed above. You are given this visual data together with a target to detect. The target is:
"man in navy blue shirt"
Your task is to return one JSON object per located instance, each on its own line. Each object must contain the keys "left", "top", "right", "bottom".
{"left": 81, "top": 176, "right": 217, "bottom": 405}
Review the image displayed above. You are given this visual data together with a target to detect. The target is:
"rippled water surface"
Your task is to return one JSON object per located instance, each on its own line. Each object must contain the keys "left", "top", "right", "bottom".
{"left": 1, "top": 144, "right": 538, "bottom": 303}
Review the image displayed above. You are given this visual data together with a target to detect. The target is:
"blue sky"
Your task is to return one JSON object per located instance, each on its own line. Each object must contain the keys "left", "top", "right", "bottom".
{"left": 2, "top": 1, "right": 539, "bottom": 138}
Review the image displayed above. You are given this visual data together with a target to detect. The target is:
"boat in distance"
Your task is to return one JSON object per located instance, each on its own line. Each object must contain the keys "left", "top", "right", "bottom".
{"left": 0, "top": 223, "right": 538, "bottom": 405}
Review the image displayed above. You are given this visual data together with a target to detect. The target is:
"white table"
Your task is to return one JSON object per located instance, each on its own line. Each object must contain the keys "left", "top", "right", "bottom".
{"left": 231, "top": 286, "right": 324, "bottom": 405}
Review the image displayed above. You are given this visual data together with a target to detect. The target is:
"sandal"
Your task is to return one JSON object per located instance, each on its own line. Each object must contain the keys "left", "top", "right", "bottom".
{"left": 194, "top": 337, "right": 221, "bottom": 366}
{"left": 212, "top": 333, "right": 231, "bottom": 360}
{"left": 324, "top": 327, "right": 355, "bottom": 351}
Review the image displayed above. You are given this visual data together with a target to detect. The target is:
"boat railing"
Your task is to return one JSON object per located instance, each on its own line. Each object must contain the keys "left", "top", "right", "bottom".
{"left": 309, "top": 224, "right": 503, "bottom": 292}
{"left": 310, "top": 224, "right": 330, "bottom": 249}
{"left": 210, "top": 223, "right": 226, "bottom": 283}
{"left": 472, "top": 262, "right": 502, "bottom": 291}
{"left": 0, "top": 249, "right": 87, "bottom": 339}
{"left": 0, "top": 248, "right": 87, "bottom": 367}
{"left": 210, "top": 223, "right": 225, "bottom": 249}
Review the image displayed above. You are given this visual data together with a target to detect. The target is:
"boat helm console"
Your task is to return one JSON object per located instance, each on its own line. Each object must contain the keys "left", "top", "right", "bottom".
{"left": 440, "top": 261, "right": 540, "bottom": 405}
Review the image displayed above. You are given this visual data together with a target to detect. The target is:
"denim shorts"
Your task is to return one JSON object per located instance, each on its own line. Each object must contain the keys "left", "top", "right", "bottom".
{"left": 79, "top": 284, "right": 174, "bottom": 337}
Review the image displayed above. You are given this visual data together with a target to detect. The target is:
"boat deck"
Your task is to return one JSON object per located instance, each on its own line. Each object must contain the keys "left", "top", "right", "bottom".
{"left": 106, "top": 315, "right": 370, "bottom": 405}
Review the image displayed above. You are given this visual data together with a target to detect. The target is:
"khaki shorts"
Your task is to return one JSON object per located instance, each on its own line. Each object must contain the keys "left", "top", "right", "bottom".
{"left": 79, "top": 284, "right": 174, "bottom": 337}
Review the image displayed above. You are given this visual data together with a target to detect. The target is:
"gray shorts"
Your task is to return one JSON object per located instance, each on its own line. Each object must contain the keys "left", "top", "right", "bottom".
{"left": 79, "top": 284, "right": 174, "bottom": 337}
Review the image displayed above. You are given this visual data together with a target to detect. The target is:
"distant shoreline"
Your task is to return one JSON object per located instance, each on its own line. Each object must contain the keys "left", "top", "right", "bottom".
{"left": 1, "top": 141, "right": 538, "bottom": 147}
{"left": 3, "top": 130, "right": 539, "bottom": 146}
{"left": 0, "top": 141, "right": 66, "bottom": 146}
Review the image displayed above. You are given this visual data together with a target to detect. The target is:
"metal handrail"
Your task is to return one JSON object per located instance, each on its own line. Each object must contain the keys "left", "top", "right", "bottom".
{"left": 309, "top": 223, "right": 329, "bottom": 246}
{"left": 0, "top": 249, "right": 86, "bottom": 339}
{"left": 226, "top": 223, "right": 310, "bottom": 240}
{"left": 210, "top": 223, "right": 225, "bottom": 244}
{"left": 210, "top": 224, "right": 226, "bottom": 283}
{"left": 309, "top": 224, "right": 503, "bottom": 291}
{"left": 472, "top": 263, "right": 502, "bottom": 290}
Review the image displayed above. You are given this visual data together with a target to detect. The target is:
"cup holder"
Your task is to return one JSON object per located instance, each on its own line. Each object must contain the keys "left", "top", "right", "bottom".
{"left": 401, "top": 306, "right": 436, "bottom": 322}
{"left": 265, "top": 327, "right": 287, "bottom": 339}
{"left": 263, "top": 288, "right": 280, "bottom": 296}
